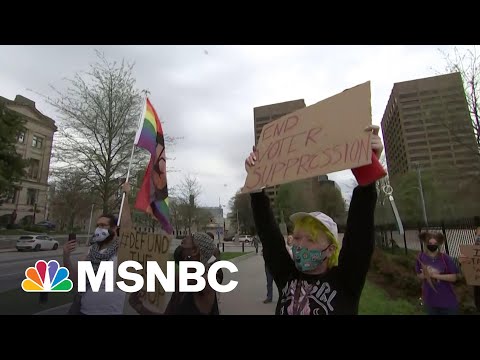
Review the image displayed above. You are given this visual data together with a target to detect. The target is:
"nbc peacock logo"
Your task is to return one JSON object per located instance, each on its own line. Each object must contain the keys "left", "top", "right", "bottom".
{"left": 21, "top": 260, "right": 73, "bottom": 292}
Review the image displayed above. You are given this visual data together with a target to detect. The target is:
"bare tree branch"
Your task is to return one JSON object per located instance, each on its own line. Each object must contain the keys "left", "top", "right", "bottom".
{"left": 438, "top": 46, "right": 480, "bottom": 158}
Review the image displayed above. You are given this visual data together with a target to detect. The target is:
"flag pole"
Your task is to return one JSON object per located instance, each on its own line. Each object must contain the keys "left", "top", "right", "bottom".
{"left": 117, "top": 93, "right": 148, "bottom": 227}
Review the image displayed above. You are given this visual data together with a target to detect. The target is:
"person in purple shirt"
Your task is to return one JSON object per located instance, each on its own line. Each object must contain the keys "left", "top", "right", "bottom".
{"left": 415, "top": 232, "right": 459, "bottom": 315}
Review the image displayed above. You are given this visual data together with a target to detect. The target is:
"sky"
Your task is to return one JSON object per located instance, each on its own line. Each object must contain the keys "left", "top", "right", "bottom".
{"left": 0, "top": 45, "right": 470, "bottom": 214}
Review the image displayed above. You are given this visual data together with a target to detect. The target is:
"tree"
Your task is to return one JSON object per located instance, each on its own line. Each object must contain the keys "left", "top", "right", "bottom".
{"left": 40, "top": 50, "right": 148, "bottom": 214}
{"left": 168, "top": 197, "right": 182, "bottom": 235}
{"left": 227, "top": 190, "right": 255, "bottom": 235}
{"left": 195, "top": 207, "right": 214, "bottom": 232}
{"left": 172, "top": 174, "right": 203, "bottom": 235}
{"left": 439, "top": 46, "right": 480, "bottom": 157}
{"left": 49, "top": 170, "right": 95, "bottom": 232}
{"left": 391, "top": 167, "right": 456, "bottom": 225}
{"left": 276, "top": 178, "right": 346, "bottom": 227}
{"left": 0, "top": 103, "right": 28, "bottom": 205}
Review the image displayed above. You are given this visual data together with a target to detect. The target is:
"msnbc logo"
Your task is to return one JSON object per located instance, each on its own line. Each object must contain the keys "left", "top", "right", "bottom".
{"left": 21, "top": 260, "right": 73, "bottom": 292}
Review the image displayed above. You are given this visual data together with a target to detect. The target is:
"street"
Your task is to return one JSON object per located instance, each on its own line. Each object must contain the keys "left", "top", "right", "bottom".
{"left": 0, "top": 247, "right": 86, "bottom": 293}
{"left": 0, "top": 238, "right": 253, "bottom": 294}
{"left": 0, "top": 234, "right": 90, "bottom": 250}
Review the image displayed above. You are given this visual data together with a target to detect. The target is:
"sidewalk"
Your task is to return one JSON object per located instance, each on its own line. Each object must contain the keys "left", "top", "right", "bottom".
{"left": 34, "top": 251, "right": 277, "bottom": 315}
{"left": 219, "top": 252, "right": 278, "bottom": 315}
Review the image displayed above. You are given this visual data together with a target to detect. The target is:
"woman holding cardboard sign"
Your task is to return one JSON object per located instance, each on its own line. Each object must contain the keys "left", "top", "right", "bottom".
{"left": 415, "top": 232, "right": 460, "bottom": 315}
{"left": 459, "top": 226, "right": 480, "bottom": 312}
{"left": 245, "top": 125, "right": 384, "bottom": 315}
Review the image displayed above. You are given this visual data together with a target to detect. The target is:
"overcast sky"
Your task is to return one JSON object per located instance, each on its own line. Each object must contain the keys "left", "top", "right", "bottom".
{"left": 0, "top": 45, "right": 469, "bottom": 214}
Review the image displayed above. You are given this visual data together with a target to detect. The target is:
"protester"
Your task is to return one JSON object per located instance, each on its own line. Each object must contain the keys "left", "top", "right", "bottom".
{"left": 459, "top": 226, "right": 480, "bottom": 312}
{"left": 64, "top": 213, "right": 126, "bottom": 315}
{"left": 253, "top": 235, "right": 260, "bottom": 254}
{"left": 261, "top": 248, "right": 274, "bottom": 304}
{"left": 415, "top": 231, "right": 459, "bottom": 315}
{"left": 63, "top": 182, "right": 134, "bottom": 315}
{"left": 246, "top": 125, "right": 382, "bottom": 315}
{"left": 207, "top": 231, "right": 224, "bottom": 285}
{"left": 475, "top": 227, "right": 480, "bottom": 312}
{"left": 130, "top": 232, "right": 220, "bottom": 315}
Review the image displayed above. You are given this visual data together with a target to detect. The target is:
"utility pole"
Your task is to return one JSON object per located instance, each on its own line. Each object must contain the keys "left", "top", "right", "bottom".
{"left": 86, "top": 203, "right": 95, "bottom": 245}
{"left": 236, "top": 210, "right": 239, "bottom": 234}
{"left": 415, "top": 163, "right": 428, "bottom": 227}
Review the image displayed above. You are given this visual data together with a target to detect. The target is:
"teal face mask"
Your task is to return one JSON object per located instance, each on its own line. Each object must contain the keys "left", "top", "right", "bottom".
{"left": 292, "top": 245, "right": 329, "bottom": 272}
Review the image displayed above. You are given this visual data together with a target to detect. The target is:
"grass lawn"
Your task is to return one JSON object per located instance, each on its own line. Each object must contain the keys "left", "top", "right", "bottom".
{"left": 359, "top": 280, "right": 422, "bottom": 315}
{"left": 220, "top": 252, "right": 251, "bottom": 261}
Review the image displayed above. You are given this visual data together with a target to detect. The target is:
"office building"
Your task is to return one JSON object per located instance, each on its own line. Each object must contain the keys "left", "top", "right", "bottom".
{"left": 381, "top": 72, "right": 479, "bottom": 182}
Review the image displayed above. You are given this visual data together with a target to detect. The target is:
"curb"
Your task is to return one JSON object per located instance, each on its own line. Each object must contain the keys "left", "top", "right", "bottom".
{"left": 227, "top": 251, "right": 257, "bottom": 264}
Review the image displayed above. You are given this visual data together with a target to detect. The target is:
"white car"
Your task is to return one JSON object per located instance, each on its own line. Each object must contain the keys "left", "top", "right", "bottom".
{"left": 16, "top": 234, "right": 59, "bottom": 252}
{"left": 237, "top": 235, "right": 252, "bottom": 243}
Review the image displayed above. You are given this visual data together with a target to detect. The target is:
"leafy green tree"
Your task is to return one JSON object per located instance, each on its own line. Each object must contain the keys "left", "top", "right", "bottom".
{"left": 0, "top": 103, "right": 28, "bottom": 205}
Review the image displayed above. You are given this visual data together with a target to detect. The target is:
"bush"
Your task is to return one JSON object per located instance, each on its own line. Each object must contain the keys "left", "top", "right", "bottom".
{"left": 23, "top": 225, "right": 48, "bottom": 233}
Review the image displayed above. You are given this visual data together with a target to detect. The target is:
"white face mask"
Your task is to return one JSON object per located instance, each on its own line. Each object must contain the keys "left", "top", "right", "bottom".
{"left": 93, "top": 227, "right": 110, "bottom": 242}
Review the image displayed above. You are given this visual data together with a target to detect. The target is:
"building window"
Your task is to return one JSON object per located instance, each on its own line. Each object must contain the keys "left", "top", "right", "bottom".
{"left": 32, "top": 135, "right": 43, "bottom": 149}
{"left": 28, "top": 159, "right": 40, "bottom": 180}
{"left": 17, "top": 131, "right": 26, "bottom": 144}
{"left": 27, "top": 189, "right": 38, "bottom": 206}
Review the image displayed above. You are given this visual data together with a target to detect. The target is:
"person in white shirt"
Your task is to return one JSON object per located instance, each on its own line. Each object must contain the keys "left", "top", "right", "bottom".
{"left": 63, "top": 183, "right": 133, "bottom": 315}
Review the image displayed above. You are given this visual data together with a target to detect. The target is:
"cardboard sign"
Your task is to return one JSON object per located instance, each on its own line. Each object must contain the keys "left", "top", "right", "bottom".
{"left": 242, "top": 81, "right": 373, "bottom": 193}
{"left": 419, "top": 260, "right": 437, "bottom": 292}
{"left": 459, "top": 244, "right": 480, "bottom": 286}
{"left": 117, "top": 228, "right": 172, "bottom": 312}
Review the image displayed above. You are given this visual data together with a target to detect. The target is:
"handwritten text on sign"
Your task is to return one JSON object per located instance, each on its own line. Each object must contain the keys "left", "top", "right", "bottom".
{"left": 117, "top": 229, "right": 171, "bottom": 311}
{"left": 459, "top": 245, "right": 480, "bottom": 286}
{"left": 242, "top": 81, "right": 373, "bottom": 193}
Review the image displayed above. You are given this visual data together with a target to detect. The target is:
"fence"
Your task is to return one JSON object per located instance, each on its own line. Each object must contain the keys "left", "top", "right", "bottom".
{"left": 375, "top": 216, "right": 480, "bottom": 260}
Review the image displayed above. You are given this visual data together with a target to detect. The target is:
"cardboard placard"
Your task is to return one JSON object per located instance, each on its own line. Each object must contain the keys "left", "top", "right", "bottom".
{"left": 459, "top": 245, "right": 480, "bottom": 286}
{"left": 242, "top": 81, "right": 373, "bottom": 193}
{"left": 117, "top": 228, "right": 172, "bottom": 312}
{"left": 419, "top": 260, "right": 437, "bottom": 292}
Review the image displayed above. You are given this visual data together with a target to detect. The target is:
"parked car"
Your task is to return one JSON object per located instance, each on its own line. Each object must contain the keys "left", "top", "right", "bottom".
{"left": 223, "top": 235, "right": 234, "bottom": 242}
{"left": 237, "top": 235, "right": 253, "bottom": 243}
{"left": 35, "top": 221, "right": 56, "bottom": 230}
{"left": 16, "top": 235, "right": 59, "bottom": 252}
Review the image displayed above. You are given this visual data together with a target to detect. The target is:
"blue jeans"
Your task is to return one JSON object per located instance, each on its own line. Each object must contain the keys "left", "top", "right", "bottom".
{"left": 265, "top": 265, "right": 273, "bottom": 300}
{"left": 425, "top": 306, "right": 458, "bottom": 315}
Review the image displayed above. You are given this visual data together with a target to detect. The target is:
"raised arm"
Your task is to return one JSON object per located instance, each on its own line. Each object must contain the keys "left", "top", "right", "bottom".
{"left": 246, "top": 147, "right": 296, "bottom": 289}
{"left": 337, "top": 125, "right": 383, "bottom": 296}
{"left": 337, "top": 183, "right": 377, "bottom": 295}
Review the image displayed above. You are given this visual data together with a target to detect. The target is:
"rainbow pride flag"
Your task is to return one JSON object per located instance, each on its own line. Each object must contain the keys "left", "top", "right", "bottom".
{"left": 133, "top": 97, "right": 173, "bottom": 234}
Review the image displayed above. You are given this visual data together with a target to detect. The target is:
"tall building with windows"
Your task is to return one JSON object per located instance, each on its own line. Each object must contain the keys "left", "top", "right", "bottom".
{"left": 381, "top": 72, "right": 480, "bottom": 182}
{"left": 253, "top": 99, "right": 306, "bottom": 208}
{"left": 0, "top": 95, "right": 57, "bottom": 225}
